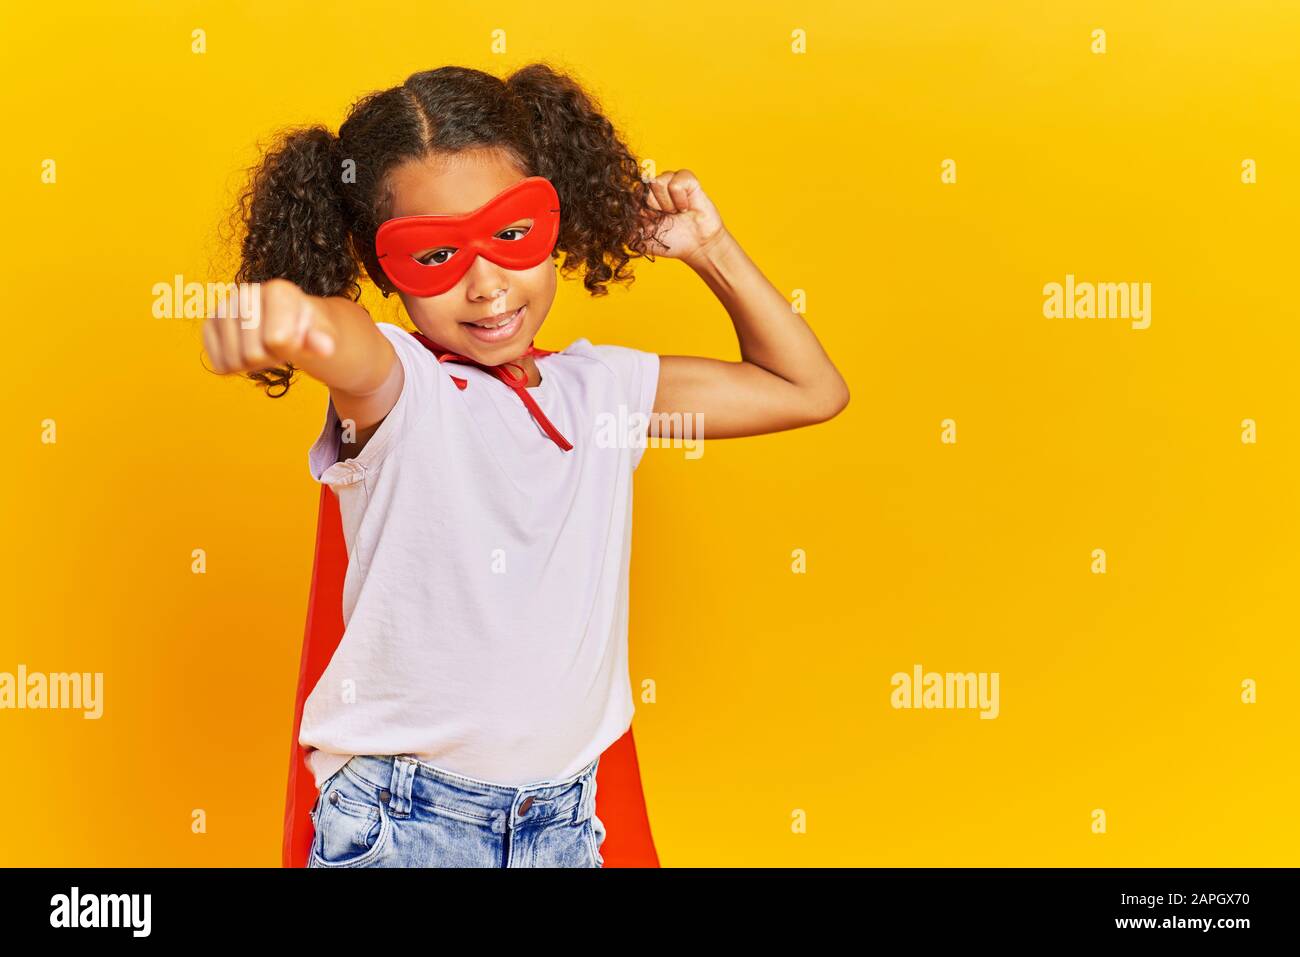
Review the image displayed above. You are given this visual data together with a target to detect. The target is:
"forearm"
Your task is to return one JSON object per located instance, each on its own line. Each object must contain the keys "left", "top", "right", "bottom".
{"left": 686, "top": 229, "right": 848, "bottom": 406}
{"left": 291, "top": 295, "right": 394, "bottom": 398}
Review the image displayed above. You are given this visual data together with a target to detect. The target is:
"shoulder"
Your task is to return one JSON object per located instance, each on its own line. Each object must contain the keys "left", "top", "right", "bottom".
{"left": 548, "top": 338, "right": 660, "bottom": 421}
{"left": 374, "top": 320, "right": 424, "bottom": 354}
{"left": 372, "top": 321, "right": 444, "bottom": 379}
{"left": 550, "top": 337, "right": 659, "bottom": 382}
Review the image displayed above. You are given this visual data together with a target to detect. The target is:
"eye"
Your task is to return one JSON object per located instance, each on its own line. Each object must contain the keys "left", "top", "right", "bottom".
{"left": 497, "top": 224, "right": 531, "bottom": 242}
{"left": 416, "top": 247, "right": 455, "bottom": 266}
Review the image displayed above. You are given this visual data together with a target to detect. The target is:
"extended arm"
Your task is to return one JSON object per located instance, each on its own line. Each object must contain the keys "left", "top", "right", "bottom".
{"left": 204, "top": 279, "right": 403, "bottom": 456}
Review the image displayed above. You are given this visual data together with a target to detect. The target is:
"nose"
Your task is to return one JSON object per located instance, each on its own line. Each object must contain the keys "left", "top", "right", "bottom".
{"left": 464, "top": 253, "right": 511, "bottom": 303}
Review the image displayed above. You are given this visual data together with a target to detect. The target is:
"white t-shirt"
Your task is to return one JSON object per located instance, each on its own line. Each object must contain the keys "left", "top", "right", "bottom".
{"left": 299, "top": 321, "right": 659, "bottom": 789}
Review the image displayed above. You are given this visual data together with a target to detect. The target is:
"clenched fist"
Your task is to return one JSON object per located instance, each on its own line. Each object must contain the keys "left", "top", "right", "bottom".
{"left": 202, "top": 278, "right": 337, "bottom": 374}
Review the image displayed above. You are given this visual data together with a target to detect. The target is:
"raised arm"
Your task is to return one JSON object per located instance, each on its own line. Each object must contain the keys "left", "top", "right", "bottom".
{"left": 640, "top": 170, "right": 849, "bottom": 440}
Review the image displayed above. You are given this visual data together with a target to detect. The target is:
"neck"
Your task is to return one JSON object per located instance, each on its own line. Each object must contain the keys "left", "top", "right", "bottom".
{"left": 412, "top": 330, "right": 546, "bottom": 388}
{"left": 513, "top": 352, "right": 543, "bottom": 388}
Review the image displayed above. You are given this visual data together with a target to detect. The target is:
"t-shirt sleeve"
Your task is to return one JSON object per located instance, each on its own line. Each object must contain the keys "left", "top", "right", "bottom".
{"left": 586, "top": 342, "right": 661, "bottom": 471}
{"left": 307, "top": 321, "right": 441, "bottom": 487}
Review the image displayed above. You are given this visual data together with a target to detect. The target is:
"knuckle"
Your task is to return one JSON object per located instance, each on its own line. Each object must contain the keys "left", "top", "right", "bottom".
{"left": 243, "top": 341, "right": 271, "bottom": 366}
{"left": 262, "top": 321, "right": 292, "bottom": 349}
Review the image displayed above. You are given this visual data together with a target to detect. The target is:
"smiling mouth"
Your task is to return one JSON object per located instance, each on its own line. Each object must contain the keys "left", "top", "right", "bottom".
{"left": 463, "top": 305, "right": 523, "bottom": 329}
{"left": 460, "top": 304, "right": 526, "bottom": 342}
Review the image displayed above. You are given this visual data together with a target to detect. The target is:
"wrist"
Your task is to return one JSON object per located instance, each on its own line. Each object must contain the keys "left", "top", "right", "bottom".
{"left": 683, "top": 227, "right": 737, "bottom": 273}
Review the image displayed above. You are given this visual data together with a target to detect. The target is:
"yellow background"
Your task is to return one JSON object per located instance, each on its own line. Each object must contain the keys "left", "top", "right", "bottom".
{"left": 2, "top": 0, "right": 1296, "bottom": 865}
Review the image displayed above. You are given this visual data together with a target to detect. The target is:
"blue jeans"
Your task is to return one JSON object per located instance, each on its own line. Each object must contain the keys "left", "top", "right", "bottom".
{"left": 307, "top": 753, "right": 606, "bottom": 868}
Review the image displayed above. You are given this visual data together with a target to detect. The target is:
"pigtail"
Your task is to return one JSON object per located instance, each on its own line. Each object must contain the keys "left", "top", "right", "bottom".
{"left": 506, "top": 64, "right": 669, "bottom": 296}
{"left": 231, "top": 125, "right": 360, "bottom": 396}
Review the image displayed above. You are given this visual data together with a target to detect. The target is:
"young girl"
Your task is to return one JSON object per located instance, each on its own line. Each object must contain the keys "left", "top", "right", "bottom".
{"left": 203, "top": 63, "right": 849, "bottom": 868}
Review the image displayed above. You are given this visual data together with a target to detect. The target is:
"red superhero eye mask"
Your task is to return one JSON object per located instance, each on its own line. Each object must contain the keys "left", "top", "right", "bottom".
{"left": 375, "top": 176, "right": 561, "bottom": 298}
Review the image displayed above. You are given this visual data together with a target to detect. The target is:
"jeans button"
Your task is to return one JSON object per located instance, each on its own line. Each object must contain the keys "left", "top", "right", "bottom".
{"left": 379, "top": 789, "right": 391, "bottom": 803}
{"left": 329, "top": 791, "right": 339, "bottom": 805}
{"left": 519, "top": 796, "right": 534, "bottom": 814}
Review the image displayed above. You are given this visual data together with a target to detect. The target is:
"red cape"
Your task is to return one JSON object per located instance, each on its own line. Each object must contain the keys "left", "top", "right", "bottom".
{"left": 282, "top": 405, "right": 660, "bottom": 867}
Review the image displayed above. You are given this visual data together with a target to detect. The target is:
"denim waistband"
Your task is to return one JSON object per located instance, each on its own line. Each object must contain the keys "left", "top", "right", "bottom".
{"left": 337, "top": 753, "right": 600, "bottom": 834}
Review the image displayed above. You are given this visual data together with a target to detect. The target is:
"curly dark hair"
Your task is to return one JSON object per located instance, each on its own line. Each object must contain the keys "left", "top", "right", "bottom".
{"left": 221, "top": 62, "right": 671, "bottom": 397}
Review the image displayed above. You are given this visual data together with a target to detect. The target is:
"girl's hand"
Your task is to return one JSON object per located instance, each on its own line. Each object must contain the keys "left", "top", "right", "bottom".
{"left": 639, "top": 169, "right": 727, "bottom": 268}
{"left": 202, "top": 278, "right": 337, "bottom": 374}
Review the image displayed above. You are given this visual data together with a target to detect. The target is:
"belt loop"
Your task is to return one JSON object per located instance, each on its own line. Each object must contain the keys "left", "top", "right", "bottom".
{"left": 575, "top": 756, "right": 599, "bottom": 824}
{"left": 575, "top": 775, "right": 591, "bottom": 825}
{"left": 388, "top": 756, "right": 416, "bottom": 818}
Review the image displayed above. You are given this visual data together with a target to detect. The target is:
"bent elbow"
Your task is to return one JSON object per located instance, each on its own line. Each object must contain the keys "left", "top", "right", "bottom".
{"left": 807, "top": 380, "right": 850, "bottom": 424}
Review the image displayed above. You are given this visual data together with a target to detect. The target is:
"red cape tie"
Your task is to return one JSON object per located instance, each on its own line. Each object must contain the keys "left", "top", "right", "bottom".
{"left": 410, "top": 331, "right": 573, "bottom": 451}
